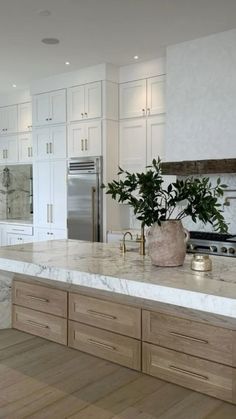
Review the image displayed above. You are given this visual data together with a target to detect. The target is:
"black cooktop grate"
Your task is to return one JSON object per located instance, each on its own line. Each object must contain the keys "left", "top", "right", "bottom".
{"left": 189, "top": 231, "right": 234, "bottom": 242}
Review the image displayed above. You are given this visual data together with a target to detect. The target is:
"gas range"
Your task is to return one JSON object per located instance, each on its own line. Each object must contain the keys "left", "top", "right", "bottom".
{"left": 187, "top": 231, "right": 236, "bottom": 257}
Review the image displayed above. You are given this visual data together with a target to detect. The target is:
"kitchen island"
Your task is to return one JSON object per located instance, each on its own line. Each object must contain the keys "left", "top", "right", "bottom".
{"left": 1, "top": 239, "right": 236, "bottom": 403}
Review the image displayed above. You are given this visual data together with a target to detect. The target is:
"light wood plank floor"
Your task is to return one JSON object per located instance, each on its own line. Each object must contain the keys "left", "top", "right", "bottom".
{"left": 0, "top": 330, "right": 236, "bottom": 419}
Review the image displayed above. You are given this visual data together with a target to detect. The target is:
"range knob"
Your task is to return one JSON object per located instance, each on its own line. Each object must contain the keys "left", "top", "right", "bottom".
{"left": 210, "top": 245, "right": 217, "bottom": 252}
{"left": 188, "top": 243, "right": 195, "bottom": 251}
{"left": 221, "top": 246, "right": 228, "bottom": 253}
{"left": 228, "top": 247, "right": 235, "bottom": 255}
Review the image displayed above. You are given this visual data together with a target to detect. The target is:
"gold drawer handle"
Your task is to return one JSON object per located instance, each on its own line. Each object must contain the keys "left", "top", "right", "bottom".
{"left": 88, "top": 338, "right": 116, "bottom": 352}
{"left": 170, "top": 331, "right": 208, "bottom": 345}
{"left": 169, "top": 365, "right": 209, "bottom": 381}
{"left": 27, "top": 320, "right": 49, "bottom": 329}
{"left": 26, "top": 295, "right": 49, "bottom": 303}
{"left": 87, "top": 309, "right": 117, "bottom": 321}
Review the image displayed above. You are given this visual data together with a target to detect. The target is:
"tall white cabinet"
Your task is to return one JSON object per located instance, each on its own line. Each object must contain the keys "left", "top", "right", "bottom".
{"left": 119, "top": 75, "right": 166, "bottom": 172}
{"left": 33, "top": 90, "right": 66, "bottom": 126}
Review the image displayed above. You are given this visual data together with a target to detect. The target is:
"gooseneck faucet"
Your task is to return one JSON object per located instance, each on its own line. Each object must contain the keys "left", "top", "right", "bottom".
{"left": 120, "top": 231, "right": 133, "bottom": 254}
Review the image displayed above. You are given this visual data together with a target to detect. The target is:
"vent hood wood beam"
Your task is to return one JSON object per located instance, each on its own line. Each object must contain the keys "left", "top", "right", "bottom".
{"left": 161, "top": 159, "right": 236, "bottom": 176}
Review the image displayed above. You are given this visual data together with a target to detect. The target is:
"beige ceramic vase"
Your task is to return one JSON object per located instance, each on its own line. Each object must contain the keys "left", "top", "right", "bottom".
{"left": 147, "top": 220, "right": 189, "bottom": 267}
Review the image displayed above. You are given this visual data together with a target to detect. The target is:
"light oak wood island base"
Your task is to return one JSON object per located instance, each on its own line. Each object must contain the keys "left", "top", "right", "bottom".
{"left": 12, "top": 275, "right": 236, "bottom": 405}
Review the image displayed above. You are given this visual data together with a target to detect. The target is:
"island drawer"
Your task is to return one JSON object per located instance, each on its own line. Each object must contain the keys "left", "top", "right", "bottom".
{"left": 142, "top": 310, "right": 234, "bottom": 366}
{"left": 69, "top": 293, "right": 141, "bottom": 338}
{"left": 13, "top": 281, "right": 67, "bottom": 318}
{"left": 6, "top": 225, "right": 33, "bottom": 235}
{"left": 142, "top": 342, "right": 233, "bottom": 403}
{"left": 68, "top": 320, "right": 141, "bottom": 370}
{"left": 12, "top": 305, "right": 67, "bottom": 345}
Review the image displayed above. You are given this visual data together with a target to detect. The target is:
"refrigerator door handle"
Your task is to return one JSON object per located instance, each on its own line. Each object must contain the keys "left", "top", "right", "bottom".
{"left": 91, "top": 187, "right": 96, "bottom": 242}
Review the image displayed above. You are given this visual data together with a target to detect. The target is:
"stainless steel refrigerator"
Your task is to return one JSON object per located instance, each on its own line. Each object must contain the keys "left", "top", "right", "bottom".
{"left": 67, "top": 157, "right": 102, "bottom": 242}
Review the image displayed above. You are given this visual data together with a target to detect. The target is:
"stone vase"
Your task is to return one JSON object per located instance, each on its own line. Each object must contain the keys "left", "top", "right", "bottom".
{"left": 147, "top": 220, "right": 189, "bottom": 267}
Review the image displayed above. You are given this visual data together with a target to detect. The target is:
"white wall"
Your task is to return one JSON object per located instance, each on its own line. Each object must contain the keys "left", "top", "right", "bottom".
{"left": 0, "top": 89, "right": 30, "bottom": 107}
{"left": 166, "top": 29, "right": 236, "bottom": 161}
{"left": 119, "top": 57, "right": 166, "bottom": 83}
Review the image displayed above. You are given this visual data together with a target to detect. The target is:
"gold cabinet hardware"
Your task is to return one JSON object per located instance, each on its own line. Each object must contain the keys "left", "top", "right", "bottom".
{"left": 85, "top": 138, "right": 88, "bottom": 151}
{"left": 88, "top": 338, "right": 116, "bottom": 352}
{"left": 81, "top": 139, "right": 84, "bottom": 151}
{"left": 169, "top": 331, "right": 208, "bottom": 345}
{"left": 27, "top": 320, "right": 49, "bottom": 329}
{"left": 26, "top": 295, "right": 49, "bottom": 303}
{"left": 169, "top": 365, "right": 209, "bottom": 381}
{"left": 87, "top": 309, "right": 117, "bottom": 320}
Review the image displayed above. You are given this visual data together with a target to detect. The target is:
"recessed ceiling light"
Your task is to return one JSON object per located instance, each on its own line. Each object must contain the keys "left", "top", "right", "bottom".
{"left": 12, "top": 84, "right": 16, "bottom": 88}
{"left": 65, "top": 61, "right": 70, "bottom": 66}
{"left": 41, "top": 38, "right": 60, "bottom": 45}
{"left": 134, "top": 55, "right": 139, "bottom": 60}
{"left": 38, "top": 10, "right": 51, "bottom": 17}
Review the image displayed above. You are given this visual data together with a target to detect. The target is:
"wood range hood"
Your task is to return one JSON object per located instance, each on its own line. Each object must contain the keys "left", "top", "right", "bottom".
{"left": 161, "top": 158, "right": 236, "bottom": 176}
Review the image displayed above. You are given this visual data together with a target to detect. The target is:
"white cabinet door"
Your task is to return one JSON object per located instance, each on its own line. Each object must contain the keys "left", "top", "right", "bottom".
{"left": 85, "top": 82, "right": 102, "bottom": 119}
{"left": 6, "top": 233, "right": 33, "bottom": 245}
{"left": 68, "top": 85, "right": 85, "bottom": 122}
{"left": 50, "top": 160, "right": 67, "bottom": 229}
{"left": 18, "top": 102, "right": 32, "bottom": 132}
{"left": 147, "top": 115, "right": 165, "bottom": 165}
{"left": 147, "top": 75, "right": 166, "bottom": 116}
{"left": 68, "top": 123, "right": 84, "bottom": 157}
{"left": 50, "top": 125, "right": 67, "bottom": 159}
{"left": 84, "top": 120, "right": 102, "bottom": 156}
{"left": 33, "top": 90, "right": 66, "bottom": 126}
{"left": 34, "top": 228, "right": 67, "bottom": 241}
{"left": 119, "top": 119, "right": 146, "bottom": 173}
{"left": 34, "top": 161, "right": 51, "bottom": 228}
{"left": 50, "top": 90, "right": 66, "bottom": 125}
{"left": 68, "top": 121, "right": 101, "bottom": 157}
{"left": 0, "top": 105, "right": 18, "bottom": 134}
{"left": 18, "top": 133, "right": 33, "bottom": 162}
{"left": 6, "top": 135, "right": 18, "bottom": 163}
{"left": 33, "top": 93, "right": 50, "bottom": 126}
{"left": 34, "top": 127, "right": 50, "bottom": 160}
{"left": 119, "top": 80, "right": 146, "bottom": 119}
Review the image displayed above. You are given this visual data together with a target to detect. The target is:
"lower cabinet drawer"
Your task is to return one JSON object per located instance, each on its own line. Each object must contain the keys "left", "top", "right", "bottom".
{"left": 142, "top": 310, "right": 233, "bottom": 366}
{"left": 13, "top": 280, "right": 67, "bottom": 318}
{"left": 142, "top": 343, "right": 233, "bottom": 403}
{"left": 12, "top": 305, "right": 67, "bottom": 345}
{"left": 68, "top": 320, "right": 141, "bottom": 371}
{"left": 69, "top": 293, "right": 141, "bottom": 338}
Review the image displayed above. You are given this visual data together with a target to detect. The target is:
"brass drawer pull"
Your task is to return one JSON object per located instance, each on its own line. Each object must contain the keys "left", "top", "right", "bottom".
{"left": 88, "top": 338, "right": 116, "bottom": 351}
{"left": 87, "top": 309, "right": 117, "bottom": 320}
{"left": 27, "top": 320, "right": 49, "bottom": 329}
{"left": 169, "top": 365, "right": 209, "bottom": 381}
{"left": 169, "top": 331, "right": 208, "bottom": 345}
{"left": 26, "top": 295, "right": 49, "bottom": 303}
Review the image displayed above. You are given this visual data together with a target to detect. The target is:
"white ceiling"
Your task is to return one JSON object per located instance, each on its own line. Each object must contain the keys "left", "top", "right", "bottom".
{"left": 1, "top": 0, "right": 236, "bottom": 93}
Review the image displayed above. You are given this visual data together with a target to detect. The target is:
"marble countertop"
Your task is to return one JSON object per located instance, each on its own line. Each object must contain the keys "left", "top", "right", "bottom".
{"left": 0, "top": 239, "right": 236, "bottom": 317}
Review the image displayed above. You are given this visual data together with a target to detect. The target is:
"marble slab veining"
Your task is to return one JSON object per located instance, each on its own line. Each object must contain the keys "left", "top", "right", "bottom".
{"left": 0, "top": 239, "right": 236, "bottom": 329}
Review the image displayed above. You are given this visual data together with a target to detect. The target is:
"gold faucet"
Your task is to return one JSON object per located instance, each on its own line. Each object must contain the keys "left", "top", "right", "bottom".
{"left": 136, "top": 225, "right": 146, "bottom": 256}
{"left": 120, "top": 231, "right": 133, "bottom": 253}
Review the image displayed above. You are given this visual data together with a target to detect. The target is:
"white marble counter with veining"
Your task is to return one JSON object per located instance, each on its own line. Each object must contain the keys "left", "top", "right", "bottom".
{"left": 0, "top": 219, "right": 33, "bottom": 225}
{"left": 0, "top": 239, "right": 236, "bottom": 328}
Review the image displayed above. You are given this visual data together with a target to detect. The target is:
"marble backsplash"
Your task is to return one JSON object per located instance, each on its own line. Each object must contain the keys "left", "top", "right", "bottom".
{"left": 0, "top": 165, "right": 33, "bottom": 220}
{"left": 129, "top": 173, "right": 236, "bottom": 234}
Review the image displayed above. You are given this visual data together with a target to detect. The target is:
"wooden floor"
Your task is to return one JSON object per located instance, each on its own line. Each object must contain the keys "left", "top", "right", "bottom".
{"left": 0, "top": 330, "right": 236, "bottom": 419}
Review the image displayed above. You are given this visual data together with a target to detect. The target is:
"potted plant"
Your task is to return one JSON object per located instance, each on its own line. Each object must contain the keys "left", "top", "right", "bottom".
{"left": 104, "top": 158, "right": 228, "bottom": 267}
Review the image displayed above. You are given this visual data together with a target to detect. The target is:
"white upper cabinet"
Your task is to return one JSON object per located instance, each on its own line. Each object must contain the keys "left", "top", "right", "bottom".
{"left": 68, "top": 121, "right": 101, "bottom": 158}
{"left": 68, "top": 82, "right": 102, "bottom": 122}
{"left": 18, "top": 102, "right": 32, "bottom": 132}
{"left": 147, "top": 115, "right": 166, "bottom": 165}
{"left": 33, "top": 89, "right": 66, "bottom": 126}
{"left": 119, "top": 119, "right": 146, "bottom": 173}
{"left": 119, "top": 75, "right": 166, "bottom": 119}
{"left": 147, "top": 76, "right": 166, "bottom": 116}
{"left": 18, "top": 133, "right": 33, "bottom": 162}
{"left": 0, "top": 105, "right": 18, "bottom": 134}
{"left": 0, "top": 135, "right": 18, "bottom": 164}
{"left": 34, "top": 125, "right": 67, "bottom": 160}
{"left": 119, "top": 80, "right": 146, "bottom": 119}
